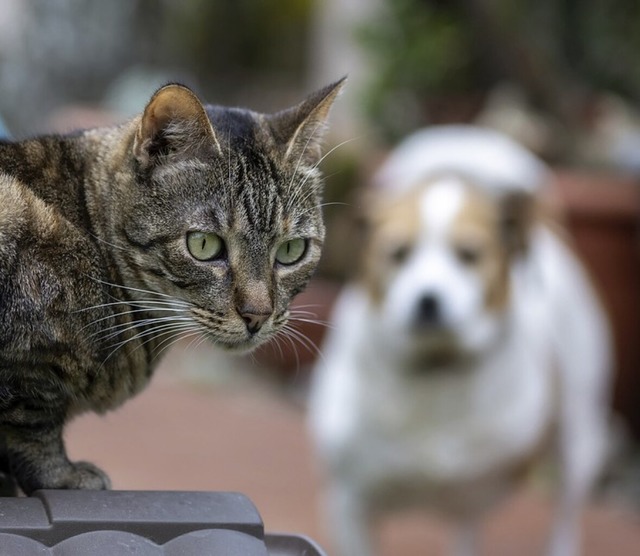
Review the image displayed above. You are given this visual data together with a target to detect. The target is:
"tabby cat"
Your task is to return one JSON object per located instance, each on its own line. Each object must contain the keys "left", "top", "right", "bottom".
{"left": 0, "top": 78, "right": 344, "bottom": 495}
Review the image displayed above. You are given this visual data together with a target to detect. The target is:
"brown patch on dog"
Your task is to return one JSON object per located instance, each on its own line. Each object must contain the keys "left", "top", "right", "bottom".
{"left": 450, "top": 185, "right": 512, "bottom": 312}
{"left": 360, "top": 176, "right": 539, "bottom": 313}
{"left": 359, "top": 184, "right": 426, "bottom": 305}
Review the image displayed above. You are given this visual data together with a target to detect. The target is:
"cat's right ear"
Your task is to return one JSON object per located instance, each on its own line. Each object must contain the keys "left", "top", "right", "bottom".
{"left": 133, "top": 84, "right": 222, "bottom": 169}
{"left": 268, "top": 77, "right": 346, "bottom": 167}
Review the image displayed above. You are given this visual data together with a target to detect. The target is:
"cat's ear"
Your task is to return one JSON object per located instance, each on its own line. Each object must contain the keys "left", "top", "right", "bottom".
{"left": 268, "top": 77, "right": 346, "bottom": 167}
{"left": 133, "top": 83, "right": 222, "bottom": 168}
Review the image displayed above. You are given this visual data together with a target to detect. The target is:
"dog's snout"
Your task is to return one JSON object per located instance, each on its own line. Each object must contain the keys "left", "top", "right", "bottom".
{"left": 416, "top": 293, "right": 440, "bottom": 326}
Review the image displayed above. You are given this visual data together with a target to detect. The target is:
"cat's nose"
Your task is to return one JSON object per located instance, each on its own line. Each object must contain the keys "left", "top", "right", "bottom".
{"left": 238, "top": 310, "right": 271, "bottom": 334}
{"left": 235, "top": 281, "right": 273, "bottom": 335}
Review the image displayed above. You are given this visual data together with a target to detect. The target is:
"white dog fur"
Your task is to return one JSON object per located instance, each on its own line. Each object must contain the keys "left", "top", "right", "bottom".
{"left": 308, "top": 126, "right": 611, "bottom": 556}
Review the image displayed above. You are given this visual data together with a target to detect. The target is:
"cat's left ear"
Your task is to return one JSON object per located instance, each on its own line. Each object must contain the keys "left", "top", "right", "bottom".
{"left": 268, "top": 77, "right": 346, "bottom": 167}
{"left": 134, "top": 83, "right": 222, "bottom": 169}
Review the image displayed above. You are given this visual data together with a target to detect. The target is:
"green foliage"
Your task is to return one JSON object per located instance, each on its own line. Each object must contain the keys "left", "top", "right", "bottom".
{"left": 356, "top": 0, "right": 640, "bottom": 144}
{"left": 163, "top": 0, "right": 313, "bottom": 96}
{"left": 356, "top": 0, "right": 480, "bottom": 142}
{"left": 570, "top": 0, "right": 640, "bottom": 98}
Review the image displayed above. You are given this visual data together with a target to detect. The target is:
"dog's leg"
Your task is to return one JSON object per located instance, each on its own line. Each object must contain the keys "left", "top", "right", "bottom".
{"left": 451, "top": 518, "right": 479, "bottom": 556}
{"left": 548, "top": 495, "right": 580, "bottom": 556}
{"left": 541, "top": 231, "right": 611, "bottom": 556}
{"left": 548, "top": 405, "right": 607, "bottom": 556}
{"left": 547, "top": 444, "right": 589, "bottom": 556}
{"left": 549, "top": 352, "right": 609, "bottom": 556}
{"left": 326, "top": 482, "right": 375, "bottom": 556}
{"left": 547, "top": 342, "right": 609, "bottom": 556}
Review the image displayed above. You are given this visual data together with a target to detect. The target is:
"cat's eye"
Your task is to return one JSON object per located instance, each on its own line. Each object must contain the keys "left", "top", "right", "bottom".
{"left": 275, "top": 238, "right": 307, "bottom": 265}
{"left": 186, "top": 231, "right": 224, "bottom": 261}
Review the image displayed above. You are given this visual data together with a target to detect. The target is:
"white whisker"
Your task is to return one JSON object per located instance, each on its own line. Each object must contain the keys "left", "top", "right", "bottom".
{"left": 86, "top": 275, "right": 175, "bottom": 300}
{"left": 311, "top": 135, "right": 364, "bottom": 173}
{"left": 289, "top": 316, "right": 334, "bottom": 330}
{"left": 268, "top": 334, "right": 286, "bottom": 363}
{"left": 193, "top": 330, "right": 211, "bottom": 351}
{"left": 81, "top": 307, "right": 189, "bottom": 334}
{"left": 184, "top": 329, "right": 207, "bottom": 352}
{"left": 76, "top": 297, "right": 190, "bottom": 314}
{"left": 288, "top": 308, "right": 333, "bottom": 330}
{"left": 119, "top": 322, "right": 197, "bottom": 353}
{"left": 319, "top": 201, "right": 351, "bottom": 209}
{"left": 151, "top": 328, "right": 203, "bottom": 364}
{"left": 296, "top": 200, "right": 351, "bottom": 220}
{"left": 289, "top": 308, "right": 320, "bottom": 317}
{"left": 99, "top": 320, "right": 198, "bottom": 367}
{"left": 290, "top": 303, "right": 324, "bottom": 310}
{"left": 227, "top": 126, "right": 232, "bottom": 187}
{"left": 89, "top": 233, "right": 128, "bottom": 252}
{"left": 92, "top": 315, "right": 192, "bottom": 343}
{"left": 279, "top": 327, "right": 301, "bottom": 372}
{"left": 281, "top": 322, "right": 326, "bottom": 364}
{"left": 285, "top": 120, "right": 325, "bottom": 209}
{"left": 289, "top": 312, "right": 320, "bottom": 321}
{"left": 285, "top": 135, "right": 362, "bottom": 214}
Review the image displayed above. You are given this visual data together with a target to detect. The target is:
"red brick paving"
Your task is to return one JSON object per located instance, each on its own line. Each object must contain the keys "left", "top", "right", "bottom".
{"left": 66, "top": 349, "right": 640, "bottom": 555}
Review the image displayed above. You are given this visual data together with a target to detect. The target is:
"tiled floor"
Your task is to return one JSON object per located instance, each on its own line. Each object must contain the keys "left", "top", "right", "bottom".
{"left": 66, "top": 341, "right": 640, "bottom": 555}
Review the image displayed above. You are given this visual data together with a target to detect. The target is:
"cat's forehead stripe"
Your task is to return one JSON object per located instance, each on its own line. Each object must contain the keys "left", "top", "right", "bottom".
{"left": 206, "top": 106, "right": 258, "bottom": 146}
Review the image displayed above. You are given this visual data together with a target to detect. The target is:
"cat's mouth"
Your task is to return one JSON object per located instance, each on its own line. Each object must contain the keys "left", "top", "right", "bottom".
{"left": 190, "top": 310, "right": 283, "bottom": 354}
{"left": 206, "top": 328, "right": 287, "bottom": 356}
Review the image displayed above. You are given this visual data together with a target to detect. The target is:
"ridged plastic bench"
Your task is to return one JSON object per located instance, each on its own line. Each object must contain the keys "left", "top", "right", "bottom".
{"left": 0, "top": 490, "right": 326, "bottom": 555}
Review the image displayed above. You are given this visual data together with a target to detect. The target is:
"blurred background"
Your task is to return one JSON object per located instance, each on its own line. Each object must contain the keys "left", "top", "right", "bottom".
{"left": 1, "top": 0, "right": 639, "bottom": 553}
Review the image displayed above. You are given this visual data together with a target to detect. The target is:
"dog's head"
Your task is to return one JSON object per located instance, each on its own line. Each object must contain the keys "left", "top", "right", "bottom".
{"left": 360, "top": 174, "right": 534, "bottom": 365}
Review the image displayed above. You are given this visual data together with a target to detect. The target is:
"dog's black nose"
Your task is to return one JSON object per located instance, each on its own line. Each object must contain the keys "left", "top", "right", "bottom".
{"left": 416, "top": 293, "right": 440, "bottom": 326}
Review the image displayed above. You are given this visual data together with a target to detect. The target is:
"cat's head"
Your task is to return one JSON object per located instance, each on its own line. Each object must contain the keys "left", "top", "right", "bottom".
{"left": 113, "top": 80, "right": 344, "bottom": 352}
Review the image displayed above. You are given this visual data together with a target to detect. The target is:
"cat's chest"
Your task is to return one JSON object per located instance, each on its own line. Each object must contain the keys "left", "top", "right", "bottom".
{"left": 80, "top": 356, "right": 151, "bottom": 414}
{"left": 73, "top": 311, "right": 164, "bottom": 414}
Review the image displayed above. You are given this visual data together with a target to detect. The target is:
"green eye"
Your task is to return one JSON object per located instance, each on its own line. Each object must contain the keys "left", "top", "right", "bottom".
{"left": 275, "top": 238, "right": 307, "bottom": 265}
{"left": 187, "top": 231, "right": 224, "bottom": 261}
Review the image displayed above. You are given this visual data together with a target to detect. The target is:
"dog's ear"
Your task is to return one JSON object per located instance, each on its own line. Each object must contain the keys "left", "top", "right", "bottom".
{"left": 349, "top": 187, "right": 378, "bottom": 276}
{"left": 499, "top": 190, "right": 536, "bottom": 257}
{"left": 354, "top": 186, "right": 378, "bottom": 233}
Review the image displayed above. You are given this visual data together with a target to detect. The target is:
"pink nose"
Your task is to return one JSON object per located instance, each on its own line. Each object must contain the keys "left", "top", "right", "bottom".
{"left": 239, "top": 311, "right": 270, "bottom": 334}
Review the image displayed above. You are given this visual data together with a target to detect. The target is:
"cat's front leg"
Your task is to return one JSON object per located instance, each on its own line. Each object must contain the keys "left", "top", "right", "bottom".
{"left": 0, "top": 439, "right": 18, "bottom": 495}
{"left": 3, "top": 413, "right": 110, "bottom": 495}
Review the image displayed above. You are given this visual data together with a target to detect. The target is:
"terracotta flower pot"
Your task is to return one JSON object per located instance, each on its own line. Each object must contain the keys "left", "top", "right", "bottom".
{"left": 552, "top": 170, "right": 640, "bottom": 439}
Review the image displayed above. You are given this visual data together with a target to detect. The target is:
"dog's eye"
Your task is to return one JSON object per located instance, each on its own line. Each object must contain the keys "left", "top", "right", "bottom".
{"left": 390, "top": 243, "right": 411, "bottom": 264}
{"left": 456, "top": 245, "right": 482, "bottom": 266}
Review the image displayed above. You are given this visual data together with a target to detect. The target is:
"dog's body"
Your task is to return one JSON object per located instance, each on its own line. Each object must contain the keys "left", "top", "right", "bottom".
{"left": 309, "top": 126, "right": 611, "bottom": 556}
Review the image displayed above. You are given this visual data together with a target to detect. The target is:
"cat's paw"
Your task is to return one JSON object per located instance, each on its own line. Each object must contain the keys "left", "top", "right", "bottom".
{"left": 18, "top": 460, "right": 112, "bottom": 494}
{"left": 62, "top": 461, "right": 112, "bottom": 489}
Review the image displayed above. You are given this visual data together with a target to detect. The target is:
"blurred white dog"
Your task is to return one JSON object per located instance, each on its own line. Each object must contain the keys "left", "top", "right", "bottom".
{"left": 308, "top": 126, "right": 611, "bottom": 556}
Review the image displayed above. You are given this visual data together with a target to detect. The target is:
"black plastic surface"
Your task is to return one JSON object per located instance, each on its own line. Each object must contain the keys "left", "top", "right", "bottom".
{"left": 0, "top": 490, "right": 326, "bottom": 555}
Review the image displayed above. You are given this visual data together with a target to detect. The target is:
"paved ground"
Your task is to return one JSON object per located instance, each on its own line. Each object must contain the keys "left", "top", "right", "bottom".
{"left": 66, "top": 341, "right": 640, "bottom": 555}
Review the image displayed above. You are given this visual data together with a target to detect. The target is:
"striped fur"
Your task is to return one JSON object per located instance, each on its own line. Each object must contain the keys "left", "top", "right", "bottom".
{"left": 0, "top": 79, "right": 343, "bottom": 495}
